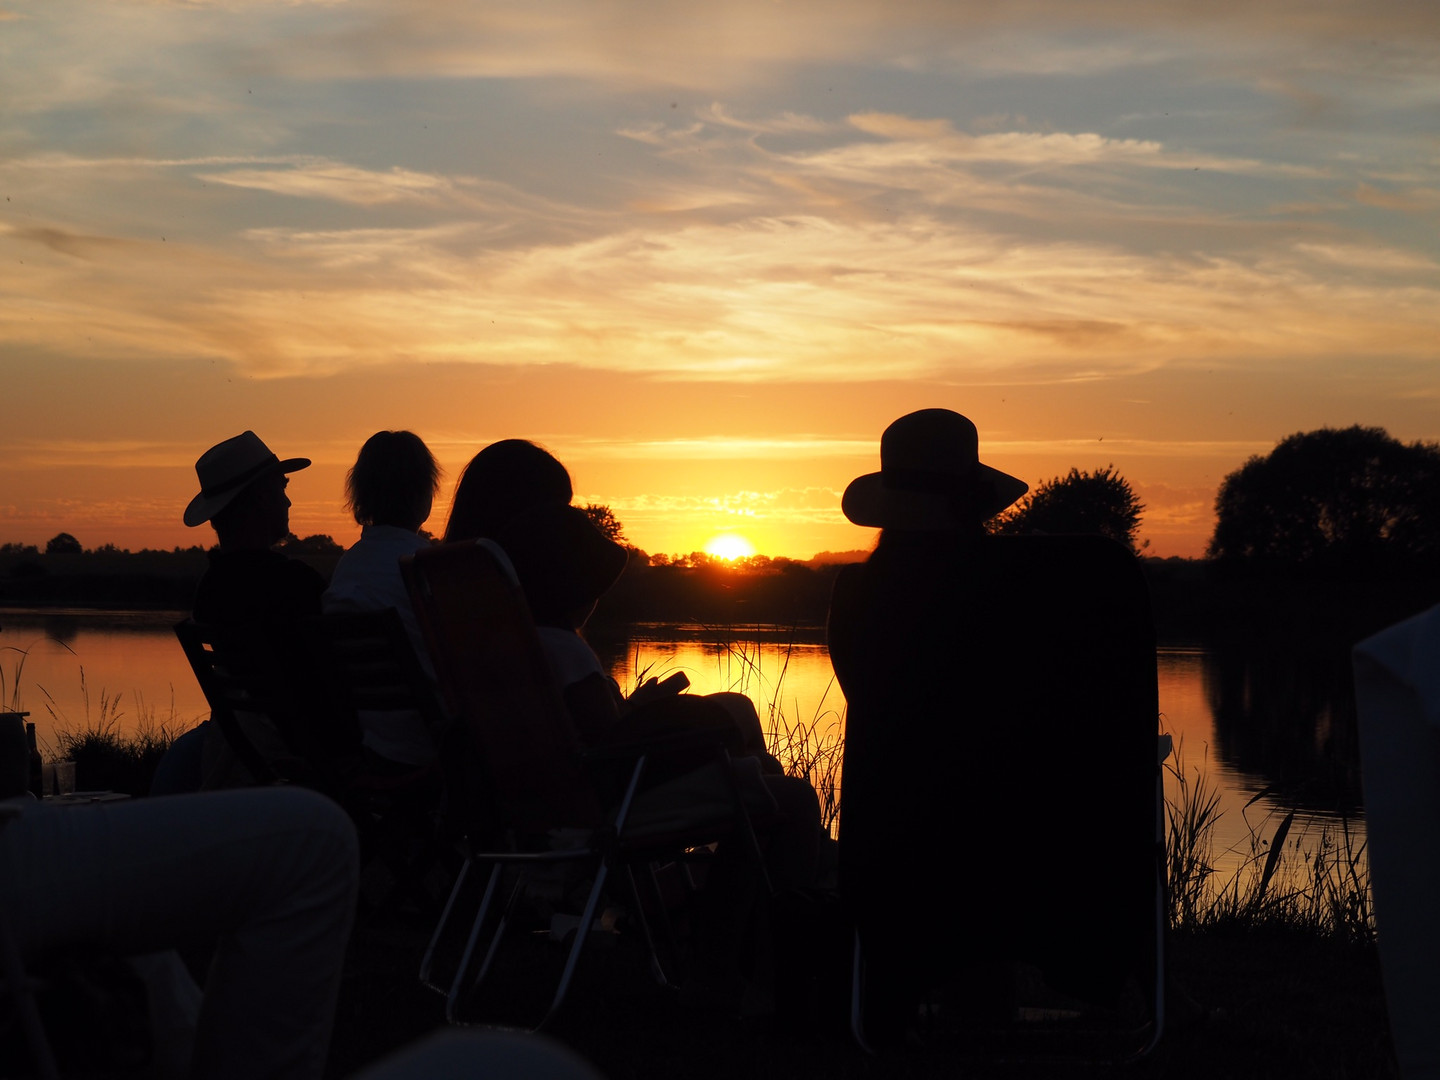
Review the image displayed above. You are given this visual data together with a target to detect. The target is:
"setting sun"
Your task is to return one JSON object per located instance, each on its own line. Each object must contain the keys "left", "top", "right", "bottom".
{"left": 704, "top": 534, "right": 757, "bottom": 562}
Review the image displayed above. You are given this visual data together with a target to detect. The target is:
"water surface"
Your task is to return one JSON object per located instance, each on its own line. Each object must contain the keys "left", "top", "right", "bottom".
{"left": 1, "top": 609, "right": 1363, "bottom": 879}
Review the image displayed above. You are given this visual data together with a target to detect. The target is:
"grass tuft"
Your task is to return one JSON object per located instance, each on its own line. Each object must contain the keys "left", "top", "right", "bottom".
{"left": 1163, "top": 730, "right": 1373, "bottom": 941}
{"left": 37, "top": 667, "right": 191, "bottom": 796}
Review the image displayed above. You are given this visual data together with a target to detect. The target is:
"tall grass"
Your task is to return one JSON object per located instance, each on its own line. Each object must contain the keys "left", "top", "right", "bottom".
{"left": 1164, "top": 732, "right": 1373, "bottom": 941}
{"left": 2, "top": 644, "right": 28, "bottom": 711}
{"left": 34, "top": 667, "right": 190, "bottom": 795}
{"left": 619, "top": 630, "right": 845, "bottom": 837}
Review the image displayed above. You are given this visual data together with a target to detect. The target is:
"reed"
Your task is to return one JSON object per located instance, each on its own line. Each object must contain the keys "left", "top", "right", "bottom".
{"left": 699, "top": 632, "right": 845, "bottom": 838}
{"left": 619, "top": 630, "right": 845, "bottom": 837}
{"left": 1163, "top": 732, "right": 1374, "bottom": 941}
{"left": 37, "top": 668, "right": 191, "bottom": 795}
{"left": 1, "top": 643, "right": 28, "bottom": 711}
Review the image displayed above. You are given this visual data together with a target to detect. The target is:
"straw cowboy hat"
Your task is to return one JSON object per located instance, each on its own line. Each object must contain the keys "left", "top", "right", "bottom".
{"left": 183, "top": 431, "right": 311, "bottom": 527}
{"left": 842, "top": 409, "right": 1028, "bottom": 530}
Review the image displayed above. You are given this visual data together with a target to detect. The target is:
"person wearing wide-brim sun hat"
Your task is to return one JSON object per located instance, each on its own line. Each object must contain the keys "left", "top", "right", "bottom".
{"left": 826, "top": 408, "right": 1032, "bottom": 1045}
{"left": 838, "top": 408, "right": 1028, "bottom": 534}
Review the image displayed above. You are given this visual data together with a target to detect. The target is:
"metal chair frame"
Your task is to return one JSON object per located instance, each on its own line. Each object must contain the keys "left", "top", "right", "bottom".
{"left": 404, "top": 539, "right": 771, "bottom": 1030}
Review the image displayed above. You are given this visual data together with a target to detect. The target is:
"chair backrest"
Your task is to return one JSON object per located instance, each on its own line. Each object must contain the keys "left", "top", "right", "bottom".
{"left": 401, "top": 540, "right": 604, "bottom": 834}
{"left": 835, "top": 532, "right": 1161, "bottom": 1051}
{"left": 175, "top": 618, "right": 295, "bottom": 786}
{"left": 174, "top": 618, "right": 360, "bottom": 793}
{"left": 302, "top": 608, "right": 450, "bottom": 740}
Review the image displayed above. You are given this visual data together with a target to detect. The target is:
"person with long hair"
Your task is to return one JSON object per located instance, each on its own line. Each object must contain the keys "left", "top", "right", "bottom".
{"left": 443, "top": 439, "right": 572, "bottom": 543}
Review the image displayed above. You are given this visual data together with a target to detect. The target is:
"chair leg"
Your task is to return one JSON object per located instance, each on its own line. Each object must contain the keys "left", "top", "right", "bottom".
{"left": 445, "top": 863, "right": 508, "bottom": 1024}
{"left": 540, "top": 860, "right": 610, "bottom": 1030}
{"left": 419, "top": 854, "right": 473, "bottom": 994}
{"left": 850, "top": 929, "right": 876, "bottom": 1055}
{"left": 622, "top": 861, "right": 674, "bottom": 988}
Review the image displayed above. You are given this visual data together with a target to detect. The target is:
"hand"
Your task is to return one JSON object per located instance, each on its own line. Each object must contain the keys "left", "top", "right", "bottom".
{"left": 627, "top": 671, "right": 689, "bottom": 706}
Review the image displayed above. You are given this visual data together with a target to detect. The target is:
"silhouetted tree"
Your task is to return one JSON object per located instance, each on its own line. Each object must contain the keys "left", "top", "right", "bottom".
{"left": 1208, "top": 426, "right": 1440, "bottom": 569}
{"left": 44, "top": 533, "right": 82, "bottom": 555}
{"left": 277, "top": 533, "right": 343, "bottom": 555}
{"left": 991, "top": 465, "right": 1145, "bottom": 551}
{"left": 582, "top": 504, "right": 626, "bottom": 544}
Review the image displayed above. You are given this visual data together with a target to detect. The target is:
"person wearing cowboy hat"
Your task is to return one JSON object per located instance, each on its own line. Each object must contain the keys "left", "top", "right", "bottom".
{"left": 155, "top": 432, "right": 358, "bottom": 795}
{"left": 186, "top": 430, "right": 324, "bottom": 627}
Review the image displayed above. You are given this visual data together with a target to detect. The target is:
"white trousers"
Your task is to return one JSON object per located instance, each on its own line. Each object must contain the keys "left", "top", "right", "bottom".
{"left": 1, "top": 786, "right": 358, "bottom": 1080}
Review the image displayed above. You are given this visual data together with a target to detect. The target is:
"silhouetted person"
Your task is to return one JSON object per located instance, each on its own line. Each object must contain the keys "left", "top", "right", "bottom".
{"left": 443, "top": 439, "right": 573, "bottom": 543}
{"left": 495, "top": 502, "right": 823, "bottom": 1010}
{"left": 324, "top": 431, "right": 442, "bottom": 767}
{"left": 829, "top": 409, "right": 1028, "bottom": 1041}
{"left": 832, "top": 409, "right": 1157, "bottom": 1045}
{"left": 173, "top": 431, "right": 357, "bottom": 791}
{"left": 1, "top": 786, "right": 359, "bottom": 1078}
{"left": 494, "top": 503, "right": 780, "bottom": 770}
{"left": 1354, "top": 605, "right": 1440, "bottom": 1079}
{"left": 186, "top": 431, "right": 323, "bottom": 626}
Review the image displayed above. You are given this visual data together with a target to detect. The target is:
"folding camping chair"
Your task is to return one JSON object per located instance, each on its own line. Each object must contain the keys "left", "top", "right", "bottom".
{"left": 402, "top": 539, "right": 772, "bottom": 1030}
{"left": 176, "top": 613, "right": 447, "bottom": 903}
{"left": 838, "top": 533, "right": 1165, "bottom": 1064}
{"left": 303, "top": 608, "right": 455, "bottom": 904}
{"left": 174, "top": 616, "right": 341, "bottom": 790}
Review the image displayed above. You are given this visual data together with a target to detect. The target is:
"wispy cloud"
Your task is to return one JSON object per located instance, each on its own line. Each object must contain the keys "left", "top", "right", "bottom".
{"left": 201, "top": 163, "right": 462, "bottom": 207}
{"left": 5, "top": 0, "right": 1439, "bottom": 558}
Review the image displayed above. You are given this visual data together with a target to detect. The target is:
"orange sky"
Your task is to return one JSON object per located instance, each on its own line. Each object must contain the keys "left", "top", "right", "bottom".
{"left": 3, "top": 1, "right": 1438, "bottom": 560}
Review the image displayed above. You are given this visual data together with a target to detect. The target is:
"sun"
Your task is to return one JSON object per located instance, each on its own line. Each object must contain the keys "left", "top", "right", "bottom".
{"left": 704, "top": 533, "right": 757, "bottom": 561}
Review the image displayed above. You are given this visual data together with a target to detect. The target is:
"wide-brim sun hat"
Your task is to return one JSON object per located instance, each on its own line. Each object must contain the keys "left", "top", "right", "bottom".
{"left": 183, "top": 431, "right": 311, "bottom": 527}
{"left": 495, "top": 503, "right": 629, "bottom": 623}
{"left": 842, "top": 409, "right": 1028, "bottom": 530}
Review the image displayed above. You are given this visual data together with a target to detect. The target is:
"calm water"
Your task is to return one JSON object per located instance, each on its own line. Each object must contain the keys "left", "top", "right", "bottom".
{"left": 1, "top": 609, "right": 1363, "bottom": 875}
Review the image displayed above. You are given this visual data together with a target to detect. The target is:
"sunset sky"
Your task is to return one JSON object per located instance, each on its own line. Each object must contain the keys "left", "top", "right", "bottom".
{"left": 3, "top": 1, "right": 1437, "bottom": 559}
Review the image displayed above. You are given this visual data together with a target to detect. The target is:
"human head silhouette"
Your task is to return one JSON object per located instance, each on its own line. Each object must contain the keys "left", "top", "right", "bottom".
{"left": 443, "top": 439, "right": 572, "bottom": 542}
{"left": 842, "top": 409, "right": 1027, "bottom": 533}
{"left": 345, "top": 430, "right": 440, "bottom": 532}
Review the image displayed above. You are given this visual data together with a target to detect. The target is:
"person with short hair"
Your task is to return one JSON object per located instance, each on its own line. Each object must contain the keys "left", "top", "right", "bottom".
{"left": 324, "top": 431, "right": 443, "bottom": 766}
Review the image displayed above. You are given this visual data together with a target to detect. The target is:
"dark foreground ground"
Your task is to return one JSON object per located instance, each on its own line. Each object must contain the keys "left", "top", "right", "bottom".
{"left": 327, "top": 904, "right": 1398, "bottom": 1080}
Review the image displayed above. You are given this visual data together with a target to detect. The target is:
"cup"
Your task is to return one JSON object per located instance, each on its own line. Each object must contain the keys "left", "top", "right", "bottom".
{"left": 52, "top": 760, "right": 76, "bottom": 797}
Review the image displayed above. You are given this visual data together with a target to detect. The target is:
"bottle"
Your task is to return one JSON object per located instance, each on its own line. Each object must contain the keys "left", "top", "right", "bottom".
{"left": 26, "top": 721, "right": 44, "bottom": 798}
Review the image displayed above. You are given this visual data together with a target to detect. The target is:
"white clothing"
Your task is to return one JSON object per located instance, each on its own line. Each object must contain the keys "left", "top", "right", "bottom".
{"left": 1354, "top": 604, "right": 1440, "bottom": 1080}
{"left": 0, "top": 787, "right": 358, "bottom": 1080}
{"left": 535, "top": 626, "right": 608, "bottom": 689}
{"left": 324, "top": 525, "right": 437, "bottom": 764}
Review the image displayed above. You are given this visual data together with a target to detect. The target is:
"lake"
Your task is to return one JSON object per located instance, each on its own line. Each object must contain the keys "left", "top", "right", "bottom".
{"left": 0, "top": 608, "right": 1364, "bottom": 878}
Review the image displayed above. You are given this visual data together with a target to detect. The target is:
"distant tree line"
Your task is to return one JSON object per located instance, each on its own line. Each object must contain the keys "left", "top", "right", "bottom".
{"left": 6, "top": 425, "right": 1438, "bottom": 623}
